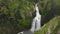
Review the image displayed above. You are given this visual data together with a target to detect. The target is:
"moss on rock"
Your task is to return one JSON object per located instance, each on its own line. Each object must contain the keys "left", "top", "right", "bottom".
{"left": 35, "top": 16, "right": 60, "bottom": 34}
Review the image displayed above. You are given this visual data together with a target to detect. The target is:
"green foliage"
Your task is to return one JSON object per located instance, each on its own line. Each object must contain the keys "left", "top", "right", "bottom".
{"left": 0, "top": 0, "right": 60, "bottom": 34}
{"left": 0, "top": 0, "right": 34, "bottom": 34}
{"left": 34, "top": 16, "right": 60, "bottom": 34}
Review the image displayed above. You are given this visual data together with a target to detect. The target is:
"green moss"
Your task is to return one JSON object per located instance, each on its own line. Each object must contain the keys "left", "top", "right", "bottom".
{"left": 35, "top": 16, "right": 60, "bottom": 34}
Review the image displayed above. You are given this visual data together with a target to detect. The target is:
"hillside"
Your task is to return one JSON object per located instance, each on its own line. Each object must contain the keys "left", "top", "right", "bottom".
{"left": 35, "top": 16, "right": 60, "bottom": 34}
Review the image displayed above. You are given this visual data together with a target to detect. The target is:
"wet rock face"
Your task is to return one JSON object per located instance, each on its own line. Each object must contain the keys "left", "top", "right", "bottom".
{"left": 18, "top": 30, "right": 34, "bottom": 34}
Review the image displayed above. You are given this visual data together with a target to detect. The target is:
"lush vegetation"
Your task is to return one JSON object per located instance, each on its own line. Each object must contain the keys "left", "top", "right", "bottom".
{"left": 35, "top": 16, "right": 60, "bottom": 34}
{"left": 0, "top": 0, "right": 34, "bottom": 34}
{"left": 0, "top": 0, "right": 60, "bottom": 34}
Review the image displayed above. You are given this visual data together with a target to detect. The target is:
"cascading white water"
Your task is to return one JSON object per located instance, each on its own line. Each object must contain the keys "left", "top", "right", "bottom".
{"left": 17, "top": 3, "right": 41, "bottom": 34}
{"left": 30, "top": 3, "right": 41, "bottom": 32}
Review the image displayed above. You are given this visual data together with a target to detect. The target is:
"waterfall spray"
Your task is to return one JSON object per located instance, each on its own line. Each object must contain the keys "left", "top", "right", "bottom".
{"left": 30, "top": 3, "right": 41, "bottom": 32}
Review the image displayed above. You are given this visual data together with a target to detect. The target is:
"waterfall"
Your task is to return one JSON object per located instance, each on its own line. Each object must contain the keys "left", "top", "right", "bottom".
{"left": 30, "top": 3, "right": 41, "bottom": 32}
{"left": 17, "top": 3, "right": 41, "bottom": 34}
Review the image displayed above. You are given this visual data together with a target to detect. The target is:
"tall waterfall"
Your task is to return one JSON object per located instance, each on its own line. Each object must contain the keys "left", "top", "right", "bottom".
{"left": 17, "top": 3, "right": 41, "bottom": 34}
{"left": 30, "top": 3, "right": 41, "bottom": 32}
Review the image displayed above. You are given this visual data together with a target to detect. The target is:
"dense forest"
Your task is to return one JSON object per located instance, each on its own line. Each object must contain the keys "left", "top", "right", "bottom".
{"left": 0, "top": 0, "right": 60, "bottom": 34}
